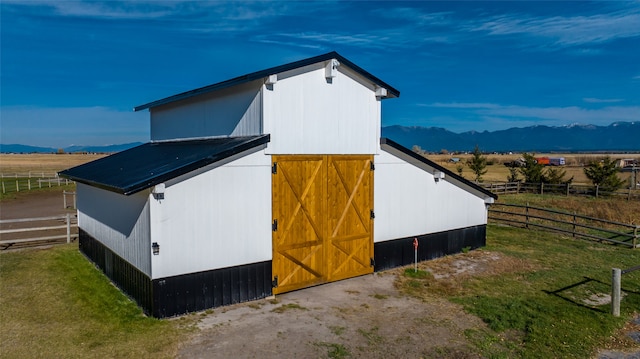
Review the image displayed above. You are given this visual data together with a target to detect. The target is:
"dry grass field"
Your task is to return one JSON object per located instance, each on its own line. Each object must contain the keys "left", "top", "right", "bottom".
{"left": 1, "top": 152, "right": 638, "bottom": 185}
{"left": 0, "top": 153, "right": 107, "bottom": 173}
{"left": 426, "top": 153, "right": 640, "bottom": 184}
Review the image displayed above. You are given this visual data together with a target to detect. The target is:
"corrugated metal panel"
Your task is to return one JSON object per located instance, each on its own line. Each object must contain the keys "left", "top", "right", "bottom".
{"left": 152, "top": 260, "right": 272, "bottom": 318}
{"left": 149, "top": 150, "right": 272, "bottom": 279}
{"left": 59, "top": 135, "right": 270, "bottom": 195}
{"left": 374, "top": 150, "right": 489, "bottom": 242}
{"left": 77, "top": 183, "right": 152, "bottom": 276}
{"left": 373, "top": 225, "right": 487, "bottom": 271}
{"left": 263, "top": 66, "right": 381, "bottom": 155}
{"left": 134, "top": 51, "right": 399, "bottom": 112}
{"left": 150, "top": 80, "right": 263, "bottom": 141}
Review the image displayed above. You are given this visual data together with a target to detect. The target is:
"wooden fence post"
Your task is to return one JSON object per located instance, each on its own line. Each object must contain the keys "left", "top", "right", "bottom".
{"left": 566, "top": 183, "right": 570, "bottom": 196}
{"left": 517, "top": 182, "right": 521, "bottom": 194}
{"left": 634, "top": 226, "right": 638, "bottom": 249}
{"left": 1, "top": 181, "right": 4, "bottom": 194}
{"left": 573, "top": 212, "right": 577, "bottom": 238}
{"left": 612, "top": 268, "right": 621, "bottom": 317}
{"left": 63, "top": 192, "right": 67, "bottom": 209}
{"left": 595, "top": 185, "right": 599, "bottom": 198}
{"left": 66, "top": 213, "right": 71, "bottom": 244}
{"left": 16, "top": 180, "right": 19, "bottom": 192}
{"left": 525, "top": 202, "right": 529, "bottom": 229}
{"left": 541, "top": 183, "right": 544, "bottom": 195}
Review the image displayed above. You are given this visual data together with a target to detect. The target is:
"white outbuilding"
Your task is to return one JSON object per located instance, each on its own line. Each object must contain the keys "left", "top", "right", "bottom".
{"left": 60, "top": 52, "right": 496, "bottom": 318}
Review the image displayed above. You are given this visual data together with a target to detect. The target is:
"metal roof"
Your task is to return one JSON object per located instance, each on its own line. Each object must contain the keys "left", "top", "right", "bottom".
{"left": 134, "top": 51, "right": 400, "bottom": 111}
{"left": 380, "top": 138, "right": 498, "bottom": 200}
{"left": 59, "top": 135, "right": 270, "bottom": 195}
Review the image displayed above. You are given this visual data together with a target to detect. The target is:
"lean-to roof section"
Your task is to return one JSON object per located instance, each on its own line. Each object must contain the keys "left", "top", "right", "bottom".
{"left": 59, "top": 135, "right": 270, "bottom": 195}
{"left": 134, "top": 51, "right": 400, "bottom": 112}
{"left": 380, "top": 138, "right": 497, "bottom": 202}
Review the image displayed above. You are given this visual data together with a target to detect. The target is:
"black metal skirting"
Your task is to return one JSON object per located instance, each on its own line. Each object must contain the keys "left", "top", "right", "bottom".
{"left": 79, "top": 229, "right": 273, "bottom": 318}
{"left": 152, "top": 260, "right": 272, "bottom": 318}
{"left": 373, "top": 225, "right": 487, "bottom": 271}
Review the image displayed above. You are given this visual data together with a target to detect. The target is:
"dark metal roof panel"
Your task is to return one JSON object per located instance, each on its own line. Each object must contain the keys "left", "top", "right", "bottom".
{"left": 134, "top": 51, "right": 400, "bottom": 111}
{"left": 380, "top": 137, "right": 498, "bottom": 200}
{"left": 59, "top": 135, "right": 270, "bottom": 195}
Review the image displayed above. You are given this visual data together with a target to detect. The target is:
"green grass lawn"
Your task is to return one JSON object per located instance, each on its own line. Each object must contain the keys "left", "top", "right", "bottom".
{"left": 0, "top": 244, "right": 194, "bottom": 358}
{"left": 399, "top": 224, "right": 640, "bottom": 358}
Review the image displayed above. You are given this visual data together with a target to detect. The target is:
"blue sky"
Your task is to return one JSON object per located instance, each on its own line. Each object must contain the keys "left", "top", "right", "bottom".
{"left": 1, "top": 1, "right": 639, "bottom": 148}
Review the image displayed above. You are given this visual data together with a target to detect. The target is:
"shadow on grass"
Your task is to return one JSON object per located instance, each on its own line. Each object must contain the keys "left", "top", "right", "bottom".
{"left": 543, "top": 277, "right": 607, "bottom": 313}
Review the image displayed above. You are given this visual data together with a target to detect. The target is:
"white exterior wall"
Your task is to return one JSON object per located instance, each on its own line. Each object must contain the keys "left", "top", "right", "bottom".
{"left": 263, "top": 64, "right": 381, "bottom": 155}
{"left": 150, "top": 80, "right": 262, "bottom": 141}
{"left": 76, "top": 183, "right": 152, "bottom": 276}
{"left": 374, "top": 151, "right": 488, "bottom": 242}
{"left": 149, "top": 150, "right": 272, "bottom": 279}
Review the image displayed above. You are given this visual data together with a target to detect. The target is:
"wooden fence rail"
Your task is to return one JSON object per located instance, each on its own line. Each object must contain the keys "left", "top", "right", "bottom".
{"left": 1, "top": 177, "right": 71, "bottom": 194}
{"left": 0, "top": 172, "right": 59, "bottom": 178}
{"left": 0, "top": 214, "right": 78, "bottom": 250}
{"left": 480, "top": 182, "right": 640, "bottom": 200}
{"left": 488, "top": 203, "right": 639, "bottom": 248}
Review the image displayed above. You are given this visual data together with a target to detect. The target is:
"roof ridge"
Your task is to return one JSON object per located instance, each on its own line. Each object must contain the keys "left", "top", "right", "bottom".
{"left": 134, "top": 52, "right": 399, "bottom": 111}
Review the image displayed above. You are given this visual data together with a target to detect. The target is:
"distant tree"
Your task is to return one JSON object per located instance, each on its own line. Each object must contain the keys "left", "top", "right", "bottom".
{"left": 545, "top": 167, "right": 573, "bottom": 184}
{"left": 440, "top": 149, "right": 449, "bottom": 155}
{"left": 57, "top": 148, "right": 65, "bottom": 154}
{"left": 412, "top": 145, "right": 423, "bottom": 154}
{"left": 583, "top": 156, "right": 625, "bottom": 193}
{"left": 467, "top": 145, "right": 487, "bottom": 183}
{"left": 507, "top": 167, "right": 520, "bottom": 182}
{"left": 519, "top": 153, "right": 545, "bottom": 183}
{"left": 456, "top": 163, "right": 464, "bottom": 177}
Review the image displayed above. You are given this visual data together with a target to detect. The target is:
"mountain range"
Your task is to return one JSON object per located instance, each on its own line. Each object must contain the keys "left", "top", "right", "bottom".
{"left": 0, "top": 143, "right": 143, "bottom": 154}
{"left": 381, "top": 121, "right": 639, "bottom": 152}
{"left": 1, "top": 122, "right": 638, "bottom": 154}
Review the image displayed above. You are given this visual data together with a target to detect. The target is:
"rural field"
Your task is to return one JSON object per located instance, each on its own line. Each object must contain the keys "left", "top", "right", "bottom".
{"left": 0, "top": 153, "right": 107, "bottom": 174}
{"left": 2, "top": 152, "right": 637, "bottom": 184}
{"left": 0, "top": 154, "right": 639, "bottom": 358}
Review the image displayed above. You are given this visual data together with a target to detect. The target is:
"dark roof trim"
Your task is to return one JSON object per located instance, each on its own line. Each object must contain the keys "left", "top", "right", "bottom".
{"left": 134, "top": 51, "right": 400, "bottom": 111}
{"left": 380, "top": 137, "right": 498, "bottom": 200}
{"left": 59, "top": 135, "right": 270, "bottom": 196}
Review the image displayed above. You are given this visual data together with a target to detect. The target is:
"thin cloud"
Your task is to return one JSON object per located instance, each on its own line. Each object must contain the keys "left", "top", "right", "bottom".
{"left": 1, "top": 106, "right": 149, "bottom": 147}
{"left": 583, "top": 98, "right": 624, "bottom": 103}
{"left": 471, "top": 10, "right": 640, "bottom": 47}
{"left": 258, "top": 32, "right": 401, "bottom": 50}
{"left": 420, "top": 102, "right": 640, "bottom": 125}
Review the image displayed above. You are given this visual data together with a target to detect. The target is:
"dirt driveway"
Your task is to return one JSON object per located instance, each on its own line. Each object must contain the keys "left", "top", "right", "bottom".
{"left": 0, "top": 190, "right": 70, "bottom": 219}
{"left": 178, "top": 271, "right": 486, "bottom": 359}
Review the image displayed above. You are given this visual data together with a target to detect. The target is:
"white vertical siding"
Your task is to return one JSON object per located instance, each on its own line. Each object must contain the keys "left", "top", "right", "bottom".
{"left": 263, "top": 64, "right": 381, "bottom": 155}
{"left": 149, "top": 150, "right": 272, "bottom": 279}
{"left": 374, "top": 151, "right": 488, "bottom": 243}
{"left": 150, "top": 80, "right": 262, "bottom": 141}
{"left": 76, "top": 183, "right": 152, "bottom": 276}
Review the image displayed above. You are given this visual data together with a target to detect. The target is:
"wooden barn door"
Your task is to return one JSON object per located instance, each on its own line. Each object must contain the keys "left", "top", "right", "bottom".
{"left": 272, "top": 155, "right": 373, "bottom": 295}
{"left": 326, "top": 156, "right": 374, "bottom": 282}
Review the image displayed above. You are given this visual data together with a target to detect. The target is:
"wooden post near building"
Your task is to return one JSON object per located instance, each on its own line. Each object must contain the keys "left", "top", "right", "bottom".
{"left": 612, "top": 268, "right": 621, "bottom": 317}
